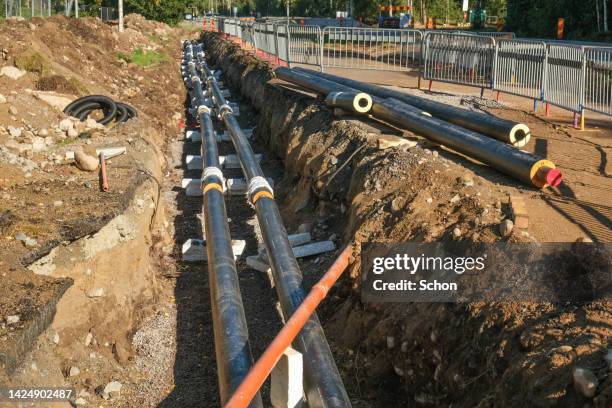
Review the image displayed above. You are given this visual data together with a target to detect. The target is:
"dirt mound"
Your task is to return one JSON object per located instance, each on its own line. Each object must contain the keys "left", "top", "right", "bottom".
{"left": 202, "top": 33, "right": 612, "bottom": 408}
{"left": 0, "top": 13, "right": 191, "bottom": 402}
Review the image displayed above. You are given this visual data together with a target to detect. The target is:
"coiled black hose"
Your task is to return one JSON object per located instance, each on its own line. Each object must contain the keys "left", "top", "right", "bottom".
{"left": 63, "top": 95, "right": 137, "bottom": 125}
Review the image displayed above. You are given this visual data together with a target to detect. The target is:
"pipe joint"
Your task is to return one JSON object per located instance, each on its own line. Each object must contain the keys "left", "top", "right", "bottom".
{"left": 202, "top": 166, "right": 225, "bottom": 189}
{"left": 248, "top": 176, "right": 274, "bottom": 205}
{"left": 197, "top": 105, "right": 212, "bottom": 116}
{"left": 218, "top": 104, "right": 234, "bottom": 118}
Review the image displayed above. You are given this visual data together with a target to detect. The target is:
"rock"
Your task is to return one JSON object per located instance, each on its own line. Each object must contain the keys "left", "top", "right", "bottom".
{"left": 0, "top": 66, "right": 26, "bottom": 80}
{"left": 38, "top": 128, "right": 49, "bottom": 137}
{"left": 8, "top": 126, "right": 21, "bottom": 138}
{"left": 86, "top": 288, "right": 105, "bottom": 298}
{"left": 449, "top": 194, "right": 460, "bottom": 204}
{"left": 69, "top": 366, "right": 80, "bottom": 377}
{"left": 330, "top": 156, "right": 338, "bottom": 165}
{"left": 15, "top": 232, "right": 27, "bottom": 241}
{"left": 573, "top": 367, "right": 598, "bottom": 398}
{"left": 44, "top": 136, "right": 53, "bottom": 146}
{"left": 297, "top": 223, "right": 313, "bottom": 234}
{"left": 453, "top": 227, "right": 462, "bottom": 238}
{"left": 32, "top": 137, "right": 46, "bottom": 152}
{"left": 33, "top": 92, "right": 73, "bottom": 111}
{"left": 0, "top": 94, "right": 6, "bottom": 104}
{"left": 377, "top": 134, "right": 417, "bottom": 150}
{"left": 74, "top": 149, "right": 98, "bottom": 172}
{"left": 53, "top": 200, "right": 63, "bottom": 207}
{"left": 67, "top": 127, "right": 79, "bottom": 138}
{"left": 53, "top": 332, "right": 60, "bottom": 344}
{"left": 391, "top": 197, "right": 404, "bottom": 214}
{"left": 499, "top": 219, "right": 514, "bottom": 237}
{"left": 74, "top": 397, "right": 87, "bottom": 406}
{"left": 386, "top": 336, "right": 395, "bottom": 349}
{"left": 84, "top": 332, "right": 93, "bottom": 346}
{"left": 8, "top": 106, "right": 17, "bottom": 115}
{"left": 426, "top": 197, "right": 433, "bottom": 204}
{"left": 59, "top": 118, "right": 73, "bottom": 132}
{"left": 605, "top": 349, "right": 612, "bottom": 371}
{"left": 460, "top": 175, "right": 474, "bottom": 187}
{"left": 6, "top": 315, "right": 20, "bottom": 324}
{"left": 101, "top": 381, "right": 122, "bottom": 399}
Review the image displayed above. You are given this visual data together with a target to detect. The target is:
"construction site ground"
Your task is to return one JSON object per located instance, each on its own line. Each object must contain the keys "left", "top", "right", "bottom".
{"left": 0, "top": 15, "right": 610, "bottom": 408}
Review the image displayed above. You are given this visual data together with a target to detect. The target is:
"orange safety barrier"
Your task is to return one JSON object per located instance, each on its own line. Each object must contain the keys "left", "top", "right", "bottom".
{"left": 224, "top": 244, "right": 354, "bottom": 408}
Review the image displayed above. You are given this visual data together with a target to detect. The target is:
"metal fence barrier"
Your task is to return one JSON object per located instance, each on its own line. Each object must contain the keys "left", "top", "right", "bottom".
{"left": 544, "top": 44, "right": 585, "bottom": 113}
{"left": 321, "top": 27, "right": 423, "bottom": 71}
{"left": 206, "top": 19, "right": 610, "bottom": 119}
{"left": 493, "top": 39, "right": 547, "bottom": 101}
{"left": 288, "top": 25, "right": 321, "bottom": 66}
{"left": 423, "top": 32, "right": 495, "bottom": 88}
{"left": 582, "top": 47, "right": 612, "bottom": 116}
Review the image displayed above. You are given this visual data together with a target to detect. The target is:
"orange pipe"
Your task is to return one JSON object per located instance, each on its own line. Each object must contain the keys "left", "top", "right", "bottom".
{"left": 224, "top": 244, "right": 354, "bottom": 408}
{"left": 100, "top": 152, "right": 109, "bottom": 192}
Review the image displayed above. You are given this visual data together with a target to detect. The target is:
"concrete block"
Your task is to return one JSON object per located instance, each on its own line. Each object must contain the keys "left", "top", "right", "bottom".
{"left": 271, "top": 348, "right": 304, "bottom": 408}
{"left": 185, "top": 155, "right": 203, "bottom": 170}
{"left": 182, "top": 178, "right": 203, "bottom": 197}
{"left": 246, "top": 255, "right": 274, "bottom": 288}
{"left": 260, "top": 239, "right": 334, "bottom": 263}
{"left": 258, "top": 233, "right": 312, "bottom": 253}
{"left": 181, "top": 238, "right": 246, "bottom": 262}
{"left": 226, "top": 177, "right": 274, "bottom": 196}
{"left": 186, "top": 129, "right": 201, "bottom": 142}
{"left": 184, "top": 153, "right": 261, "bottom": 170}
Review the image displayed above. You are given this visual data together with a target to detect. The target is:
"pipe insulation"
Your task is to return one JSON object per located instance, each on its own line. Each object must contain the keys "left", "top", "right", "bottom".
{"left": 183, "top": 43, "right": 263, "bottom": 408}
{"left": 277, "top": 68, "right": 561, "bottom": 188}
{"left": 326, "top": 91, "right": 372, "bottom": 113}
{"left": 197, "top": 50, "right": 352, "bottom": 408}
{"left": 294, "top": 67, "right": 531, "bottom": 147}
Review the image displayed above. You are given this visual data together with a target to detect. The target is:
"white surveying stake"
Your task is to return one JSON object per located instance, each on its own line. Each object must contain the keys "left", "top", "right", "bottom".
{"left": 118, "top": 0, "right": 124, "bottom": 32}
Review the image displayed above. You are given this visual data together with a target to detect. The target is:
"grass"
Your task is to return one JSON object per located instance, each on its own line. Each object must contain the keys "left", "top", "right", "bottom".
{"left": 117, "top": 48, "right": 167, "bottom": 68}
{"left": 15, "top": 51, "right": 51, "bottom": 75}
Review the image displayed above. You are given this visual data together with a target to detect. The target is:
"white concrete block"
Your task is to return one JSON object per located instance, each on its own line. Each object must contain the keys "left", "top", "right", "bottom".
{"left": 271, "top": 348, "right": 304, "bottom": 408}
{"left": 184, "top": 153, "right": 261, "bottom": 170}
{"left": 258, "top": 233, "right": 312, "bottom": 253}
{"left": 182, "top": 178, "right": 202, "bottom": 196}
{"left": 185, "top": 155, "right": 203, "bottom": 170}
{"left": 291, "top": 241, "right": 335, "bottom": 258}
{"left": 226, "top": 177, "right": 274, "bottom": 196}
{"left": 181, "top": 238, "right": 246, "bottom": 262}
{"left": 246, "top": 255, "right": 274, "bottom": 288}
{"left": 186, "top": 129, "right": 201, "bottom": 142}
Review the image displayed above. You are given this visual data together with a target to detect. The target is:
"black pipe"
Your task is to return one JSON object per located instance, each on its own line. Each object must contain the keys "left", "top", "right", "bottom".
{"left": 198, "top": 50, "right": 352, "bottom": 408}
{"left": 372, "top": 98, "right": 560, "bottom": 187}
{"left": 183, "top": 44, "right": 263, "bottom": 408}
{"left": 294, "top": 67, "right": 531, "bottom": 147}
{"left": 278, "top": 67, "right": 560, "bottom": 188}
{"left": 63, "top": 95, "right": 117, "bottom": 125}
{"left": 325, "top": 91, "right": 372, "bottom": 113}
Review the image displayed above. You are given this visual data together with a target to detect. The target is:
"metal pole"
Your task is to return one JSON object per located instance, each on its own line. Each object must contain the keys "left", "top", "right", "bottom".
{"left": 118, "top": 0, "right": 124, "bottom": 32}
{"left": 74, "top": 0, "right": 78, "bottom": 18}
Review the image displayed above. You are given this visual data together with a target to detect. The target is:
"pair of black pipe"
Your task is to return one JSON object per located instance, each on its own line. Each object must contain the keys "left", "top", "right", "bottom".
{"left": 182, "top": 43, "right": 263, "bottom": 408}
{"left": 294, "top": 67, "right": 531, "bottom": 148}
{"left": 198, "top": 50, "right": 352, "bottom": 408}
{"left": 63, "top": 95, "right": 137, "bottom": 125}
{"left": 275, "top": 67, "right": 561, "bottom": 188}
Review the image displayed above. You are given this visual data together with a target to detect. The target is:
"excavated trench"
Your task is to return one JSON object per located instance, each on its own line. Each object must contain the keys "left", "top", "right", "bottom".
{"left": 201, "top": 32, "right": 612, "bottom": 408}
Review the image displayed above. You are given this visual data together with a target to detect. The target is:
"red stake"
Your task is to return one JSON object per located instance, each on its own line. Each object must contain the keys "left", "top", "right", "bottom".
{"left": 100, "top": 152, "right": 109, "bottom": 192}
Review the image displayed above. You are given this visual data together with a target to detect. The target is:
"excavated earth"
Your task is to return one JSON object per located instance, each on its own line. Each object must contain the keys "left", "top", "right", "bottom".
{"left": 0, "top": 14, "right": 190, "bottom": 407}
{"left": 202, "top": 33, "right": 612, "bottom": 408}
